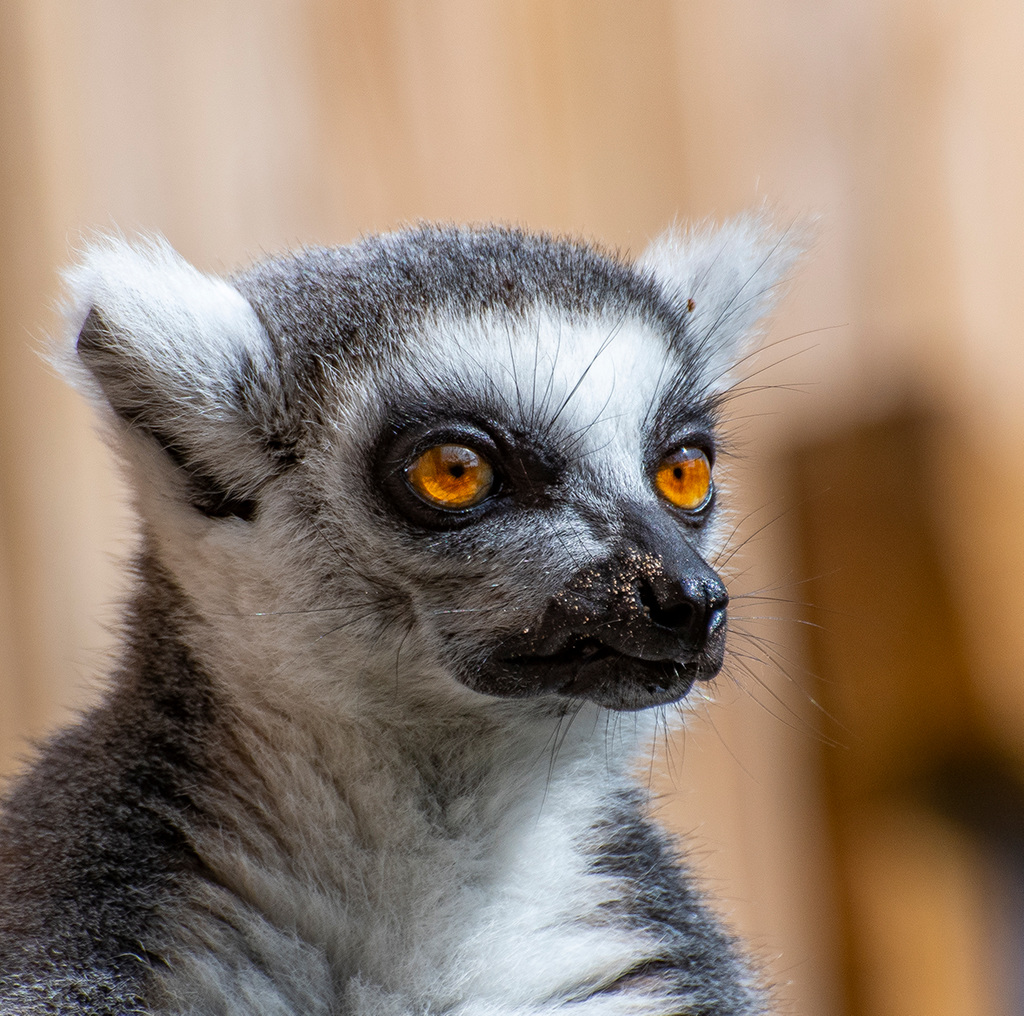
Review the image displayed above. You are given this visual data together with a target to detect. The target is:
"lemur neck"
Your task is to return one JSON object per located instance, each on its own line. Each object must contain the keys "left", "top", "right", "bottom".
{"left": 124, "top": 560, "right": 651, "bottom": 850}
{"left": 205, "top": 679, "right": 647, "bottom": 860}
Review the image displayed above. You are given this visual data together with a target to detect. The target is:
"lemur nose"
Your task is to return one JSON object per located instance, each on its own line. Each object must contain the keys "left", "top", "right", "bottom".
{"left": 637, "top": 572, "right": 729, "bottom": 650}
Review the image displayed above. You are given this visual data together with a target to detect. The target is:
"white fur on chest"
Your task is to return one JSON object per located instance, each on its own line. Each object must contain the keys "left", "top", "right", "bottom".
{"left": 152, "top": 703, "right": 674, "bottom": 1016}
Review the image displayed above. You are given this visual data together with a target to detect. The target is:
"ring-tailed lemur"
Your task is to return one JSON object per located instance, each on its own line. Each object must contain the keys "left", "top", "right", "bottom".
{"left": 0, "top": 219, "right": 797, "bottom": 1015}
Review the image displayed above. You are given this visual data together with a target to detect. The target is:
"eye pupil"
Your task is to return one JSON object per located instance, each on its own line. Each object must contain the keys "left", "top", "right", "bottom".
{"left": 449, "top": 465, "right": 465, "bottom": 478}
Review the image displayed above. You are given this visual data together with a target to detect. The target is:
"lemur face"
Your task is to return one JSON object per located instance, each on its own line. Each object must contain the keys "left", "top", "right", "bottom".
{"left": 69, "top": 222, "right": 796, "bottom": 714}
{"left": 362, "top": 310, "right": 728, "bottom": 711}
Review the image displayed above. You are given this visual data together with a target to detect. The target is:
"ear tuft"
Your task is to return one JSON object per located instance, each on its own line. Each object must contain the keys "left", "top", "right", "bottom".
{"left": 64, "top": 236, "right": 271, "bottom": 417}
{"left": 639, "top": 213, "right": 809, "bottom": 391}
{"left": 61, "top": 235, "right": 292, "bottom": 518}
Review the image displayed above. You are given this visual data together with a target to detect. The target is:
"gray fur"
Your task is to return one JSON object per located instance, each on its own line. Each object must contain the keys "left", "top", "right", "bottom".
{"left": 0, "top": 221, "right": 797, "bottom": 1015}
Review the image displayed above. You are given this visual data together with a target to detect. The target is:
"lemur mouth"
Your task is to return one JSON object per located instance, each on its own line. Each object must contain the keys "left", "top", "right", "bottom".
{"left": 502, "top": 634, "right": 618, "bottom": 669}
{"left": 488, "top": 635, "right": 713, "bottom": 711}
{"left": 471, "top": 548, "right": 729, "bottom": 710}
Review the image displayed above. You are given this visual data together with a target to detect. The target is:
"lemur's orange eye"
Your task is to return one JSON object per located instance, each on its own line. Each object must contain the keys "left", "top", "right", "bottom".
{"left": 654, "top": 448, "right": 713, "bottom": 511}
{"left": 406, "top": 444, "right": 495, "bottom": 510}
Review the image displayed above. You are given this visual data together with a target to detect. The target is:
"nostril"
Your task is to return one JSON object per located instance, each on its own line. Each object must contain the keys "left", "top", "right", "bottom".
{"left": 707, "top": 603, "right": 728, "bottom": 639}
{"left": 638, "top": 578, "right": 698, "bottom": 634}
{"left": 637, "top": 576, "right": 729, "bottom": 645}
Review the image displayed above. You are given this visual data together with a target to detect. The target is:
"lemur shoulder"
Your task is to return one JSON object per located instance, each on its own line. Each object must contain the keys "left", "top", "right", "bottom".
{"left": 0, "top": 219, "right": 798, "bottom": 1015}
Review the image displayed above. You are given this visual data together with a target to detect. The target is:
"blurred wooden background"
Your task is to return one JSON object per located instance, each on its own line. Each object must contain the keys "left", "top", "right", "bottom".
{"left": 3, "top": 3, "right": 1024, "bottom": 1014}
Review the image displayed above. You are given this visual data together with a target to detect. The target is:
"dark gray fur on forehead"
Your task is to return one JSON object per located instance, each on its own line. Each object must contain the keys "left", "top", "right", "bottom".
{"left": 232, "top": 224, "right": 685, "bottom": 364}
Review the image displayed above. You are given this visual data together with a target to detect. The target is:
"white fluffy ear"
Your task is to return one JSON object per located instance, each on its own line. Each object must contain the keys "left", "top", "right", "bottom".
{"left": 64, "top": 237, "right": 293, "bottom": 519}
{"left": 639, "top": 214, "right": 805, "bottom": 392}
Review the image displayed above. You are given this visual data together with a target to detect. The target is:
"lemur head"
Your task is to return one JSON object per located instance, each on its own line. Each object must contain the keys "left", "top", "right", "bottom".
{"left": 65, "top": 221, "right": 796, "bottom": 715}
